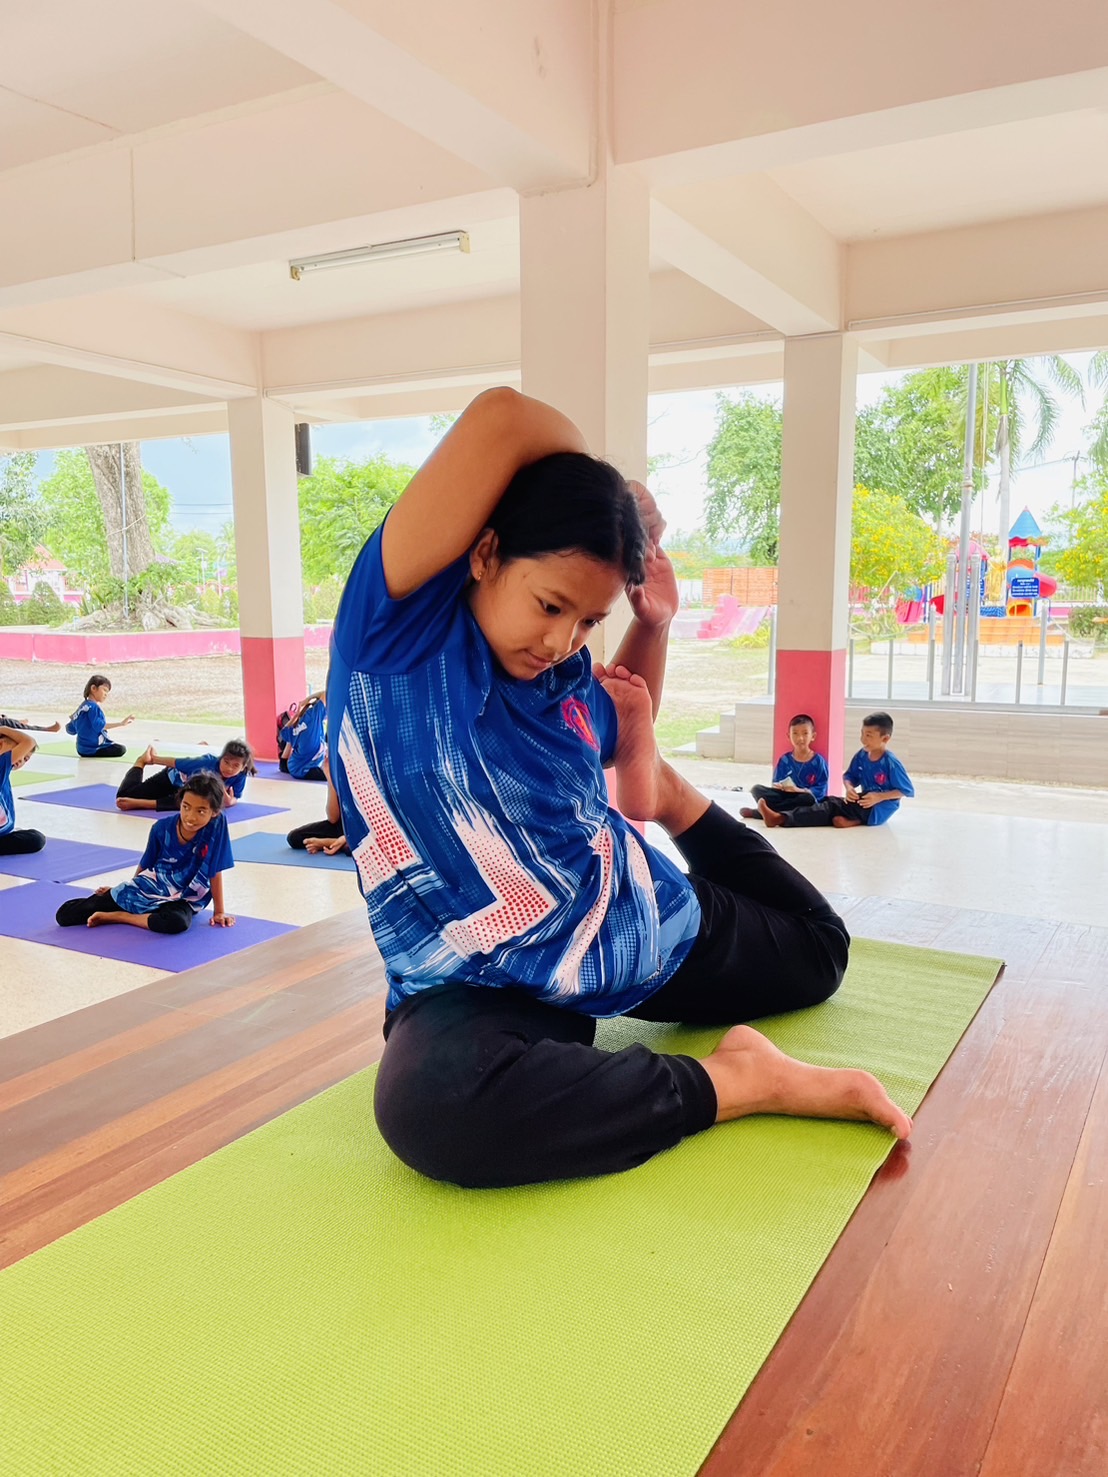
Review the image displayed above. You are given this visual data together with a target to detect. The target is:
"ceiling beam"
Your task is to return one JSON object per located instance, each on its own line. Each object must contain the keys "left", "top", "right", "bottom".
{"left": 192, "top": 0, "right": 592, "bottom": 190}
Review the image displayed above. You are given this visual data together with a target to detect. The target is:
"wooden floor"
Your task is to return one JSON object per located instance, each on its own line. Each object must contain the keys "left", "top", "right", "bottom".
{"left": 1, "top": 897, "right": 1105, "bottom": 1477}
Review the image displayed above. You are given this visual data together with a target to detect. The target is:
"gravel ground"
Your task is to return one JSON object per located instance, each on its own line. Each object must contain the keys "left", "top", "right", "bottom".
{"left": 1, "top": 653, "right": 331, "bottom": 727}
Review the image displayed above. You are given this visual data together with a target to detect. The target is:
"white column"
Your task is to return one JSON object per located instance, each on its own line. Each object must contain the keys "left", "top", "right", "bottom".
{"left": 775, "top": 333, "right": 858, "bottom": 783}
{"left": 226, "top": 395, "right": 307, "bottom": 757}
{"left": 519, "top": 164, "right": 651, "bottom": 660}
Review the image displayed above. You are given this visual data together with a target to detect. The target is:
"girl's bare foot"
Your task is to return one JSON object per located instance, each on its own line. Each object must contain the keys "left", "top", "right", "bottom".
{"left": 136, "top": 744, "right": 156, "bottom": 767}
{"left": 594, "top": 663, "right": 661, "bottom": 821}
{"left": 832, "top": 816, "right": 863, "bottom": 828}
{"left": 701, "top": 1024, "right": 912, "bottom": 1140}
{"left": 86, "top": 911, "right": 111, "bottom": 928}
{"left": 739, "top": 807, "right": 760, "bottom": 820}
{"left": 758, "top": 798, "right": 786, "bottom": 828}
{"left": 47, "top": 721, "right": 61, "bottom": 732}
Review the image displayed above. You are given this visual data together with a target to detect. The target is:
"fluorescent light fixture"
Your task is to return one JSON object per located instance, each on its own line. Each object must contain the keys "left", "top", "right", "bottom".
{"left": 289, "top": 230, "right": 470, "bottom": 280}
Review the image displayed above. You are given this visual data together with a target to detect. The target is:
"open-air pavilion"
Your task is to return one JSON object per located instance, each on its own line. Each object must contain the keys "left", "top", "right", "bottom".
{"left": 1, "top": 4, "right": 1107, "bottom": 1474}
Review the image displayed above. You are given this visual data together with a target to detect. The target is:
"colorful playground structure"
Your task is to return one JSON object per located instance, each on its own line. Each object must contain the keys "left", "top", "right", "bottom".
{"left": 919, "top": 509, "right": 1059, "bottom": 642}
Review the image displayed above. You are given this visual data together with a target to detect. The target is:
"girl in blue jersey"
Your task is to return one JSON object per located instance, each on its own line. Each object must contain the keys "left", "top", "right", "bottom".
{"left": 0, "top": 724, "right": 47, "bottom": 855}
{"left": 56, "top": 772, "right": 235, "bottom": 933}
{"left": 65, "top": 675, "right": 134, "bottom": 757}
{"left": 115, "top": 739, "right": 254, "bottom": 812}
{"left": 281, "top": 695, "right": 327, "bottom": 780}
{"left": 331, "top": 388, "right": 910, "bottom": 1188}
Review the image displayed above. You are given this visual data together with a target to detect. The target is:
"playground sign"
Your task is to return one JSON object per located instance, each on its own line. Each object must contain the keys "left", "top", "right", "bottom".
{"left": 1009, "top": 576, "right": 1041, "bottom": 599}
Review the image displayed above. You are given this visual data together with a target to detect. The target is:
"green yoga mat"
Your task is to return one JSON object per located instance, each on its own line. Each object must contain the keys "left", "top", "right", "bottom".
{"left": 9, "top": 769, "right": 55, "bottom": 788}
{"left": 0, "top": 938, "right": 1000, "bottom": 1477}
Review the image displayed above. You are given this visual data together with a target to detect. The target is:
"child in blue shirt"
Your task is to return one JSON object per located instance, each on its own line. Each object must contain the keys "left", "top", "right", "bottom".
{"left": 0, "top": 724, "right": 47, "bottom": 855}
{"left": 283, "top": 695, "right": 327, "bottom": 780}
{"left": 741, "top": 713, "right": 829, "bottom": 820}
{"left": 115, "top": 740, "right": 254, "bottom": 812}
{"left": 759, "top": 711, "right": 915, "bottom": 830}
{"left": 56, "top": 773, "right": 235, "bottom": 933}
{"left": 65, "top": 675, "right": 134, "bottom": 757}
{"left": 331, "top": 387, "right": 909, "bottom": 1192}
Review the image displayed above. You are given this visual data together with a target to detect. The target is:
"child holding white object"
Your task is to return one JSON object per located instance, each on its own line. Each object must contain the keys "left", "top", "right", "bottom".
{"left": 741, "top": 713, "right": 829, "bottom": 820}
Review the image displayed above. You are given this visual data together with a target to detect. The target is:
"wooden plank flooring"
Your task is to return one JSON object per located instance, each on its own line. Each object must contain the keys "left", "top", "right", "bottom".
{"left": 1, "top": 897, "right": 1105, "bottom": 1476}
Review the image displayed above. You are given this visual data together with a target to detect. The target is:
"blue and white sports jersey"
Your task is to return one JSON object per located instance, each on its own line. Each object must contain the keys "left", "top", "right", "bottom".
{"left": 168, "top": 753, "right": 247, "bottom": 798}
{"left": 288, "top": 703, "right": 326, "bottom": 778}
{"left": 772, "top": 751, "right": 829, "bottom": 800}
{"left": 111, "top": 812, "right": 233, "bottom": 914}
{"left": 844, "top": 748, "right": 915, "bottom": 826}
{"left": 66, "top": 700, "right": 110, "bottom": 755}
{"left": 0, "top": 750, "right": 15, "bottom": 836}
{"left": 329, "top": 525, "right": 701, "bottom": 1018}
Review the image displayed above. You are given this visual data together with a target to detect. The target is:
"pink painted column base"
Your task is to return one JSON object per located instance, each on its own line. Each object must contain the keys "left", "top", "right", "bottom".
{"left": 774, "top": 648, "right": 847, "bottom": 791}
{"left": 241, "top": 635, "right": 308, "bottom": 760}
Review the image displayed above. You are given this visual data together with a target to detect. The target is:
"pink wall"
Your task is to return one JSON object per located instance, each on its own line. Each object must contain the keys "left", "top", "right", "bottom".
{"left": 0, "top": 626, "right": 333, "bottom": 663}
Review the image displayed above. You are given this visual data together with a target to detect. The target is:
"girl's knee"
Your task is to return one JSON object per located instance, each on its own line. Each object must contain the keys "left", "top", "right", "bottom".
{"left": 374, "top": 1054, "right": 515, "bottom": 1189}
{"left": 149, "top": 911, "right": 191, "bottom": 935}
{"left": 26, "top": 830, "right": 46, "bottom": 853}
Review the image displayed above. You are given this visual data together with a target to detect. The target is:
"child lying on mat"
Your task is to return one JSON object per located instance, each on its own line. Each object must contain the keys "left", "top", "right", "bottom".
{"left": 56, "top": 772, "right": 235, "bottom": 933}
{"left": 115, "top": 740, "right": 254, "bottom": 812}
{"left": 0, "top": 725, "right": 47, "bottom": 856}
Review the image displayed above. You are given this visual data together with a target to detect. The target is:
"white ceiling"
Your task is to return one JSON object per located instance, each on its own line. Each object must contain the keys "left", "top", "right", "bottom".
{"left": 769, "top": 110, "right": 1108, "bottom": 240}
{"left": 0, "top": 0, "right": 316, "bottom": 169}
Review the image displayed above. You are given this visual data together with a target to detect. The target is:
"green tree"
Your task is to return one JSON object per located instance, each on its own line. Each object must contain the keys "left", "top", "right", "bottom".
{"left": 22, "top": 579, "right": 69, "bottom": 627}
{"left": 850, "top": 486, "right": 947, "bottom": 597}
{"left": 1054, "top": 474, "right": 1108, "bottom": 597}
{"left": 703, "top": 393, "right": 783, "bottom": 562}
{"left": 0, "top": 452, "right": 44, "bottom": 576}
{"left": 987, "top": 357, "right": 1082, "bottom": 543}
{"left": 665, "top": 528, "right": 741, "bottom": 578}
{"left": 297, "top": 454, "right": 413, "bottom": 587}
{"left": 168, "top": 528, "right": 220, "bottom": 585}
{"left": 38, "top": 450, "right": 171, "bottom": 590}
{"left": 854, "top": 366, "right": 1000, "bottom": 531}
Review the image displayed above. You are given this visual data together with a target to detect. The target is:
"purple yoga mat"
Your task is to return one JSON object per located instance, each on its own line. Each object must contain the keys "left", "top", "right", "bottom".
{"left": 0, "top": 839, "right": 140, "bottom": 884}
{"left": 251, "top": 760, "right": 296, "bottom": 781}
{"left": 0, "top": 881, "right": 296, "bottom": 971}
{"left": 26, "top": 785, "right": 288, "bottom": 824}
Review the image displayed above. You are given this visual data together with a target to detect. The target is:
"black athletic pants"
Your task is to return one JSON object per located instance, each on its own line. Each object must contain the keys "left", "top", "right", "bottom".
{"left": 749, "top": 783, "right": 817, "bottom": 813}
{"left": 286, "top": 818, "right": 349, "bottom": 852}
{"left": 374, "top": 803, "right": 849, "bottom": 1189}
{"left": 79, "top": 742, "right": 127, "bottom": 759}
{"left": 784, "top": 797, "right": 868, "bottom": 827}
{"left": 0, "top": 828, "right": 46, "bottom": 855}
{"left": 116, "top": 766, "right": 179, "bottom": 810}
{"left": 55, "top": 892, "right": 194, "bottom": 933}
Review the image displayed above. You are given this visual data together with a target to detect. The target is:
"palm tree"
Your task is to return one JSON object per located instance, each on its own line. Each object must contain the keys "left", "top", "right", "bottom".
{"left": 1084, "top": 351, "right": 1108, "bottom": 475}
{"left": 986, "top": 357, "right": 1084, "bottom": 543}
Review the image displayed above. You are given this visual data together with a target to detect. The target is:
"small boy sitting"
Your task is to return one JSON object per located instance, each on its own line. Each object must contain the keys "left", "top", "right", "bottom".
{"left": 741, "top": 713, "right": 829, "bottom": 820}
{"left": 759, "top": 711, "right": 914, "bottom": 830}
{"left": 56, "top": 772, "right": 236, "bottom": 932}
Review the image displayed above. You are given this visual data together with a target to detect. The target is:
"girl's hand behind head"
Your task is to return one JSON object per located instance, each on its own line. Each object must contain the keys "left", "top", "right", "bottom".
{"left": 627, "top": 480, "right": 666, "bottom": 553}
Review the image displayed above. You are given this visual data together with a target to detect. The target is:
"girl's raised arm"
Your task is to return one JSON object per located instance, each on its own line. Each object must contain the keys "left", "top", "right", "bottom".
{"left": 380, "top": 388, "right": 587, "bottom": 599}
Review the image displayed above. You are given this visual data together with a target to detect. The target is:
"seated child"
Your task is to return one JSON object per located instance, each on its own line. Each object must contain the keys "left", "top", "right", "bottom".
{"left": 56, "top": 772, "right": 235, "bottom": 932}
{"left": 759, "top": 711, "right": 914, "bottom": 830}
{"left": 741, "top": 713, "right": 829, "bottom": 820}
{"left": 282, "top": 694, "right": 327, "bottom": 781}
{"left": 0, "top": 724, "right": 47, "bottom": 855}
{"left": 65, "top": 674, "right": 134, "bottom": 757}
{"left": 115, "top": 740, "right": 254, "bottom": 812}
{"left": 286, "top": 758, "right": 349, "bottom": 855}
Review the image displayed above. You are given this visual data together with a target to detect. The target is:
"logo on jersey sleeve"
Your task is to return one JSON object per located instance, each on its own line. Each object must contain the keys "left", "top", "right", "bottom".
{"left": 561, "top": 697, "right": 600, "bottom": 751}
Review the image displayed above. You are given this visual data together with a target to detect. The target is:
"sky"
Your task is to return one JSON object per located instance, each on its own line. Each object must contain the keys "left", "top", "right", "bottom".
{"left": 26, "top": 353, "right": 1103, "bottom": 548}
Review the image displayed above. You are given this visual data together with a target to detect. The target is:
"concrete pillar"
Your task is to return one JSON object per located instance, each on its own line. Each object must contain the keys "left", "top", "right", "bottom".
{"left": 226, "top": 395, "right": 307, "bottom": 758}
{"left": 775, "top": 334, "right": 858, "bottom": 785}
{"left": 519, "top": 164, "right": 650, "bottom": 662}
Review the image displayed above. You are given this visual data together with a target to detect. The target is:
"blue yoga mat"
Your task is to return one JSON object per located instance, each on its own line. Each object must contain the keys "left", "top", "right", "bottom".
{"left": 231, "top": 831, "right": 356, "bottom": 872}
{"left": 0, "top": 881, "right": 296, "bottom": 971}
{"left": 0, "top": 839, "right": 140, "bottom": 884}
{"left": 26, "top": 785, "right": 288, "bottom": 825}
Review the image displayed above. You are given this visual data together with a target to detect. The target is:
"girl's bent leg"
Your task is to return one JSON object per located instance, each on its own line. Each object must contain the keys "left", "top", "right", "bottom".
{"left": 85, "top": 742, "right": 127, "bottom": 759}
{"left": 56, "top": 893, "right": 104, "bottom": 926}
{"left": 374, "top": 986, "right": 717, "bottom": 1189}
{"left": 287, "top": 818, "right": 345, "bottom": 849}
{"left": 0, "top": 828, "right": 46, "bottom": 855}
{"left": 147, "top": 902, "right": 194, "bottom": 934}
